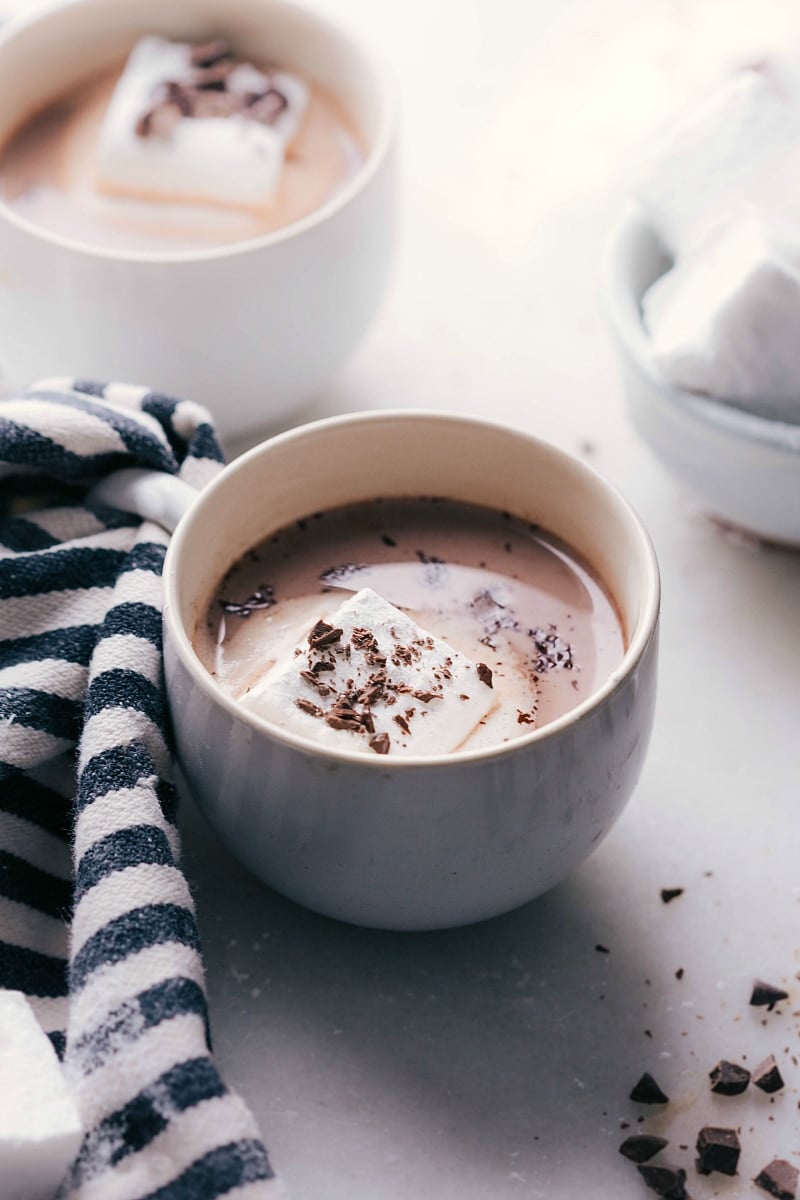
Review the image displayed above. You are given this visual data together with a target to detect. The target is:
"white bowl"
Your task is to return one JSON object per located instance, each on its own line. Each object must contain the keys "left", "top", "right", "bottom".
{"left": 0, "top": 0, "right": 397, "bottom": 440}
{"left": 162, "top": 410, "right": 660, "bottom": 931}
{"left": 605, "top": 205, "right": 800, "bottom": 545}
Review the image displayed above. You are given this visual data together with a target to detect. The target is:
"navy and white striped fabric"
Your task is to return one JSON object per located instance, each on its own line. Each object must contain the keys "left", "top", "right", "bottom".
{"left": 0, "top": 380, "right": 280, "bottom": 1199}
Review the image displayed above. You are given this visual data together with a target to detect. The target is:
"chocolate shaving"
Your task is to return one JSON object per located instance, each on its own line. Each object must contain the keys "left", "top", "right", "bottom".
{"left": 755, "top": 1159, "right": 799, "bottom": 1200}
{"left": 752, "top": 1054, "right": 784, "bottom": 1093}
{"left": 750, "top": 980, "right": 789, "bottom": 1010}
{"left": 308, "top": 620, "right": 343, "bottom": 649}
{"left": 619, "top": 1134, "right": 668, "bottom": 1163}
{"left": 695, "top": 1126, "right": 740, "bottom": 1176}
{"left": 530, "top": 625, "right": 574, "bottom": 672}
{"left": 393, "top": 713, "right": 411, "bottom": 735}
{"left": 516, "top": 710, "right": 535, "bottom": 725}
{"left": 295, "top": 698, "right": 323, "bottom": 718}
{"left": 476, "top": 662, "right": 493, "bottom": 689}
{"left": 413, "top": 690, "right": 440, "bottom": 703}
{"left": 189, "top": 38, "right": 231, "bottom": 67}
{"left": 629, "top": 1072, "right": 669, "bottom": 1104}
{"left": 248, "top": 86, "right": 289, "bottom": 125}
{"left": 300, "top": 670, "right": 331, "bottom": 696}
{"left": 709, "top": 1059, "right": 750, "bottom": 1095}
{"left": 219, "top": 585, "right": 275, "bottom": 616}
{"left": 351, "top": 627, "right": 379, "bottom": 652}
{"left": 192, "top": 60, "right": 234, "bottom": 89}
{"left": 636, "top": 1164, "right": 688, "bottom": 1199}
{"left": 369, "top": 732, "right": 390, "bottom": 755}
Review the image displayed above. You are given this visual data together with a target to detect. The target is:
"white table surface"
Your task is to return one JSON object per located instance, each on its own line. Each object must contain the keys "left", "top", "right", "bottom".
{"left": 11, "top": 0, "right": 799, "bottom": 1195}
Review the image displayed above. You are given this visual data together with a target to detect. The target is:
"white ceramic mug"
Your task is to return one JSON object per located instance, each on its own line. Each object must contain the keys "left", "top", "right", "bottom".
{"left": 0, "top": 0, "right": 396, "bottom": 441}
{"left": 153, "top": 411, "right": 660, "bottom": 931}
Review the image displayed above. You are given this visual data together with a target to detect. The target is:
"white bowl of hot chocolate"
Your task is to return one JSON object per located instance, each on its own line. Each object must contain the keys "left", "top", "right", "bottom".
{"left": 0, "top": 0, "right": 395, "bottom": 438}
{"left": 162, "top": 411, "right": 660, "bottom": 930}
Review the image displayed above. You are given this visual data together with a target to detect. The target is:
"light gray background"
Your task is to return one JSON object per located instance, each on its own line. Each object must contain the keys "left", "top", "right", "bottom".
{"left": 47, "top": 0, "right": 795, "bottom": 1194}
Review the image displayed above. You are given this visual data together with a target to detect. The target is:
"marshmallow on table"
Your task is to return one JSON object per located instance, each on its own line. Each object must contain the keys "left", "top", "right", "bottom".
{"left": 0, "top": 991, "right": 82, "bottom": 1200}
{"left": 96, "top": 36, "right": 309, "bottom": 212}
{"left": 240, "top": 587, "right": 498, "bottom": 756}
{"left": 643, "top": 210, "right": 800, "bottom": 420}
{"left": 635, "top": 69, "right": 800, "bottom": 255}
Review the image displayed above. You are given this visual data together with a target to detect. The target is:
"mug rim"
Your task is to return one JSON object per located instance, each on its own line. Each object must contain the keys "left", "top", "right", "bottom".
{"left": 0, "top": 0, "right": 397, "bottom": 266}
{"left": 163, "top": 409, "right": 661, "bottom": 770}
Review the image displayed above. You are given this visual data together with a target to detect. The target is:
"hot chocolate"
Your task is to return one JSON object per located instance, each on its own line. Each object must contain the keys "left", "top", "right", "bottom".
{"left": 194, "top": 497, "right": 625, "bottom": 757}
{"left": 0, "top": 35, "right": 365, "bottom": 252}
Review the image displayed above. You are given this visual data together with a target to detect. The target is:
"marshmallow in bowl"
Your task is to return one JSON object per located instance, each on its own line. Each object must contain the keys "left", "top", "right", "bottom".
{"left": 239, "top": 587, "right": 498, "bottom": 756}
{"left": 643, "top": 212, "right": 800, "bottom": 421}
{"left": 96, "top": 36, "right": 309, "bottom": 212}
{"left": 635, "top": 69, "right": 800, "bottom": 256}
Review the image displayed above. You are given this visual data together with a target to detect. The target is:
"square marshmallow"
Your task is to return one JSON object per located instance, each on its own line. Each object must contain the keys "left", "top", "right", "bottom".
{"left": 240, "top": 588, "right": 497, "bottom": 756}
{"left": 0, "top": 991, "right": 82, "bottom": 1199}
{"left": 635, "top": 69, "right": 800, "bottom": 255}
{"left": 643, "top": 210, "right": 800, "bottom": 418}
{"left": 96, "top": 36, "right": 309, "bottom": 212}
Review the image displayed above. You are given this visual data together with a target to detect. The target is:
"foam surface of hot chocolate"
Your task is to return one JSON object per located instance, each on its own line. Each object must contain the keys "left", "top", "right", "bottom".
{"left": 240, "top": 587, "right": 497, "bottom": 755}
{"left": 197, "top": 498, "right": 626, "bottom": 756}
{"left": 96, "top": 36, "right": 309, "bottom": 212}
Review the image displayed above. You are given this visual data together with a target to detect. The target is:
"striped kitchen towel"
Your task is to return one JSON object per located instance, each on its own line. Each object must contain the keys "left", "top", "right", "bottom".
{"left": 0, "top": 379, "right": 280, "bottom": 1199}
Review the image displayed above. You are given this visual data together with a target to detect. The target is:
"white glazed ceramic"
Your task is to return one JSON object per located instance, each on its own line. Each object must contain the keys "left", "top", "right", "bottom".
{"left": 605, "top": 206, "right": 800, "bottom": 546}
{"left": 0, "top": 0, "right": 396, "bottom": 441}
{"left": 160, "top": 410, "right": 660, "bottom": 931}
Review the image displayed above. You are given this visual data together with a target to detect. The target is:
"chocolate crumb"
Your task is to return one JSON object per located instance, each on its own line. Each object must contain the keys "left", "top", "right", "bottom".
{"left": 695, "top": 1126, "right": 740, "bottom": 1176}
{"left": 295, "top": 698, "right": 323, "bottom": 718}
{"left": 369, "top": 732, "right": 390, "bottom": 755}
{"left": 381, "top": 534, "right": 396, "bottom": 547}
{"left": 753, "top": 1054, "right": 784, "bottom": 1093}
{"left": 630, "top": 1072, "right": 669, "bottom": 1104}
{"left": 595, "top": 944, "right": 610, "bottom": 954}
{"left": 660, "top": 887, "right": 684, "bottom": 904}
{"left": 637, "top": 1164, "right": 688, "bottom": 1199}
{"left": 516, "top": 710, "right": 535, "bottom": 725}
{"left": 476, "top": 662, "right": 493, "bottom": 688}
{"left": 750, "top": 980, "right": 789, "bottom": 1011}
{"left": 709, "top": 1059, "right": 750, "bottom": 1095}
{"left": 755, "top": 1158, "right": 799, "bottom": 1200}
{"left": 619, "top": 1133, "right": 668, "bottom": 1163}
{"left": 675, "top": 968, "right": 684, "bottom": 980}
{"left": 393, "top": 713, "right": 411, "bottom": 736}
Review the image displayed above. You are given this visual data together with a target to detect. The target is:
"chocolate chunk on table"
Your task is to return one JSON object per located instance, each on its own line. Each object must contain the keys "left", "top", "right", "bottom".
{"left": 637, "top": 1164, "right": 689, "bottom": 1199}
{"left": 619, "top": 1133, "right": 668, "bottom": 1163}
{"left": 630, "top": 1072, "right": 669, "bottom": 1104}
{"left": 660, "top": 887, "right": 684, "bottom": 904}
{"left": 709, "top": 1059, "right": 750, "bottom": 1095}
{"left": 752, "top": 1054, "right": 784, "bottom": 1093}
{"left": 695, "top": 1126, "right": 740, "bottom": 1176}
{"left": 750, "top": 980, "right": 789, "bottom": 1010}
{"left": 755, "top": 1159, "right": 799, "bottom": 1200}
